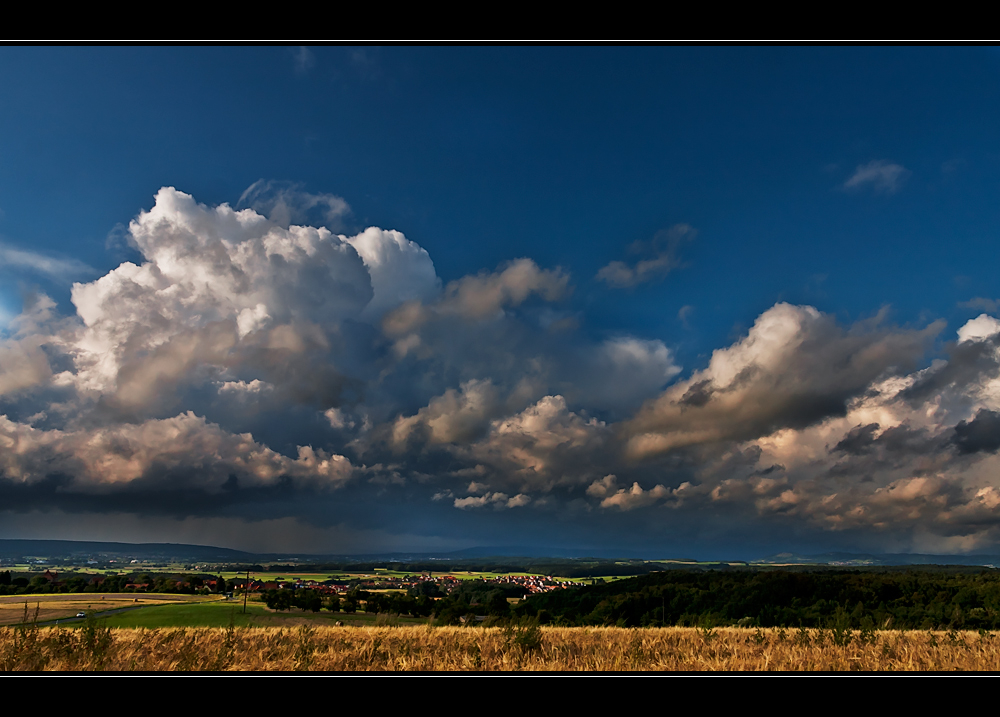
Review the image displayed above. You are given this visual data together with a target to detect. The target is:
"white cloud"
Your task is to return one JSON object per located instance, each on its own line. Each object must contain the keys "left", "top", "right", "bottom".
{"left": 0, "top": 411, "right": 352, "bottom": 489}
{"left": 599, "top": 481, "right": 670, "bottom": 510}
{"left": 238, "top": 179, "right": 349, "bottom": 229}
{"left": 454, "top": 491, "right": 530, "bottom": 510}
{"left": 957, "top": 314, "right": 1000, "bottom": 344}
{"left": 344, "top": 227, "right": 440, "bottom": 320}
{"left": 217, "top": 379, "right": 273, "bottom": 398}
{"left": 466, "top": 395, "right": 609, "bottom": 491}
{"left": 0, "top": 243, "right": 93, "bottom": 280}
{"left": 66, "top": 187, "right": 374, "bottom": 407}
{"left": 382, "top": 258, "right": 569, "bottom": 336}
{"left": 843, "top": 160, "right": 909, "bottom": 194}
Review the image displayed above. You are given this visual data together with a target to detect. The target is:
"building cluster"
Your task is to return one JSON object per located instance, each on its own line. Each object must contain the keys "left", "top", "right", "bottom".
{"left": 227, "top": 572, "right": 578, "bottom": 596}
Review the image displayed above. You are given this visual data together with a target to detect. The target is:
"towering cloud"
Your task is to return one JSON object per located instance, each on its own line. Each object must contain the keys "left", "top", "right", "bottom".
{"left": 5, "top": 186, "right": 1000, "bottom": 555}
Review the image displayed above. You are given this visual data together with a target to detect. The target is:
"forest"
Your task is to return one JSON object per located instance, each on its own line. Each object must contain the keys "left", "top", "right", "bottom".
{"left": 515, "top": 566, "right": 1000, "bottom": 630}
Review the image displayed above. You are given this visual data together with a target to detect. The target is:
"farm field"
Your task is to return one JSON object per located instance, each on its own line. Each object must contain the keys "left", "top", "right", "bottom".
{"left": 0, "top": 594, "right": 217, "bottom": 626}
{"left": 98, "top": 600, "right": 428, "bottom": 629}
{"left": 2, "top": 625, "right": 1000, "bottom": 671}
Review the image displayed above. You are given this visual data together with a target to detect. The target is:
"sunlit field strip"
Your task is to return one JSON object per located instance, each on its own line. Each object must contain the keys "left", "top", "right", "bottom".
{"left": 4, "top": 626, "right": 1000, "bottom": 671}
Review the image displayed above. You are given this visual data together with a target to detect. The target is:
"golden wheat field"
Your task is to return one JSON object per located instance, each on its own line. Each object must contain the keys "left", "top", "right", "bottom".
{"left": 4, "top": 623, "right": 1000, "bottom": 671}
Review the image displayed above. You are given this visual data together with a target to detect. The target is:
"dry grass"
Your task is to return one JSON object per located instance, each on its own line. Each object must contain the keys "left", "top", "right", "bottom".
{"left": 4, "top": 624, "right": 1000, "bottom": 671}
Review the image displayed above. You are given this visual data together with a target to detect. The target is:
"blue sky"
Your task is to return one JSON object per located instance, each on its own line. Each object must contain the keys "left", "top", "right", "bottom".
{"left": 3, "top": 47, "right": 1000, "bottom": 558}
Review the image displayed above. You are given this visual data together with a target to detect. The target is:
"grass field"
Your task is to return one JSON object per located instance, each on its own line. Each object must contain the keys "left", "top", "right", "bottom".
{"left": 3, "top": 625, "right": 999, "bottom": 671}
{"left": 0, "top": 594, "right": 217, "bottom": 626}
{"left": 0, "top": 593, "right": 435, "bottom": 629}
{"left": 98, "top": 600, "right": 428, "bottom": 629}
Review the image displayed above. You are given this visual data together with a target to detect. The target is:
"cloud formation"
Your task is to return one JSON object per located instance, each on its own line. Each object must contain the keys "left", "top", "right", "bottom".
{"left": 623, "top": 303, "right": 941, "bottom": 459}
{"left": 0, "top": 244, "right": 93, "bottom": 280}
{"left": 6, "top": 186, "right": 1000, "bottom": 555}
{"left": 0, "top": 411, "right": 351, "bottom": 491}
{"left": 238, "top": 180, "right": 350, "bottom": 230}
{"left": 597, "top": 224, "right": 693, "bottom": 288}
{"left": 383, "top": 258, "right": 568, "bottom": 336}
{"left": 67, "top": 187, "right": 373, "bottom": 413}
{"left": 843, "top": 160, "right": 910, "bottom": 194}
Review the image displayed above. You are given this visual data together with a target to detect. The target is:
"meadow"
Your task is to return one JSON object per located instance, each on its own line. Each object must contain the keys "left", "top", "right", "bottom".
{"left": 1, "top": 593, "right": 435, "bottom": 629}
{"left": 0, "top": 593, "right": 217, "bottom": 626}
{"left": 99, "top": 599, "right": 427, "bottom": 629}
{"left": 2, "top": 623, "right": 1000, "bottom": 671}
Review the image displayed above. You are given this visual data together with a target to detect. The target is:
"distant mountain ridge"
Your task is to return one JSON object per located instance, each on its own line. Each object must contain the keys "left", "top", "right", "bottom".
{"left": 0, "top": 539, "right": 255, "bottom": 562}
{"left": 3, "top": 539, "right": 999, "bottom": 566}
{"left": 755, "top": 551, "right": 1000, "bottom": 567}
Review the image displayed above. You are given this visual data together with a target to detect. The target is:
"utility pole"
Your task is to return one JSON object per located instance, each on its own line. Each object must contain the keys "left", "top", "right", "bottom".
{"left": 243, "top": 569, "right": 250, "bottom": 614}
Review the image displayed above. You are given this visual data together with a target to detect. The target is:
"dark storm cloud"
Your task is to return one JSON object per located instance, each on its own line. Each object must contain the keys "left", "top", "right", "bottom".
{"left": 832, "top": 423, "right": 880, "bottom": 455}
{"left": 953, "top": 409, "right": 1000, "bottom": 454}
{"left": 901, "top": 337, "right": 1000, "bottom": 405}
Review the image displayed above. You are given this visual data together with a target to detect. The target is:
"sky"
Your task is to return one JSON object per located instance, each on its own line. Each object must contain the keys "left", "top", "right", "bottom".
{"left": 3, "top": 46, "right": 1000, "bottom": 558}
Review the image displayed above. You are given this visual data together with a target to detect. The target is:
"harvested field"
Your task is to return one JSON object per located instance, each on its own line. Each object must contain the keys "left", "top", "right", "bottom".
{"left": 0, "top": 594, "right": 217, "bottom": 626}
{"left": 2, "top": 625, "right": 1000, "bottom": 671}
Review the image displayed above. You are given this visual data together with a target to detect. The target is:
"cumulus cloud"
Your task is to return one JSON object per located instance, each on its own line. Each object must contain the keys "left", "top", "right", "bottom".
{"left": 622, "top": 312, "right": 1000, "bottom": 548}
{"left": 0, "top": 337, "right": 51, "bottom": 398}
{"left": 66, "top": 187, "right": 376, "bottom": 411}
{"left": 0, "top": 294, "right": 62, "bottom": 398}
{"left": 13, "top": 185, "right": 1000, "bottom": 553}
{"left": 586, "top": 474, "right": 681, "bottom": 510}
{"left": 454, "top": 491, "right": 530, "bottom": 510}
{"left": 957, "top": 314, "right": 1000, "bottom": 344}
{"left": 624, "top": 302, "right": 942, "bottom": 460}
{"left": 599, "top": 481, "right": 670, "bottom": 510}
{"left": 0, "top": 411, "right": 352, "bottom": 491}
{"left": 597, "top": 224, "right": 693, "bottom": 288}
{"left": 463, "top": 395, "right": 610, "bottom": 492}
{"left": 583, "top": 337, "right": 681, "bottom": 413}
{"left": 393, "top": 379, "right": 501, "bottom": 447}
{"left": 344, "top": 227, "right": 440, "bottom": 320}
{"left": 325, "top": 407, "right": 355, "bottom": 430}
{"left": 0, "top": 187, "right": 449, "bottom": 525}
{"left": 382, "top": 258, "right": 569, "bottom": 337}
{"left": 216, "top": 379, "right": 274, "bottom": 402}
{"left": 843, "top": 160, "right": 910, "bottom": 194}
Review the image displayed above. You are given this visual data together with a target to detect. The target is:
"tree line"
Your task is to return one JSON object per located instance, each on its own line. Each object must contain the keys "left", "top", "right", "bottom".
{"left": 516, "top": 567, "right": 1000, "bottom": 629}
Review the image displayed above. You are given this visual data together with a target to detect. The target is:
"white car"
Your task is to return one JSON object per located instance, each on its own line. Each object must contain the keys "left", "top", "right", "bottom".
{"left": 76, "top": 612, "right": 86, "bottom": 617}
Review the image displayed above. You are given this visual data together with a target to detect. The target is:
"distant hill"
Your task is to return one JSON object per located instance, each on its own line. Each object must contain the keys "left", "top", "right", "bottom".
{"left": 0, "top": 539, "right": 255, "bottom": 563}
{"left": 4, "top": 538, "right": 999, "bottom": 568}
{"left": 754, "top": 552, "right": 1000, "bottom": 567}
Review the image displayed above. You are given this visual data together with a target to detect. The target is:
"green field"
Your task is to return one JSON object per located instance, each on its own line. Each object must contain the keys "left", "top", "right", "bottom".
{"left": 93, "top": 598, "right": 429, "bottom": 628}
{"left": 100, "top": 600, "right": 266, "bottom": 628}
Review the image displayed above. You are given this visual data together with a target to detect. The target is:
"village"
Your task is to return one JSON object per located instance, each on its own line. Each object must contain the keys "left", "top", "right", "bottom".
{"left": 226, "top": 572, "right": 581, "bottom": 599}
